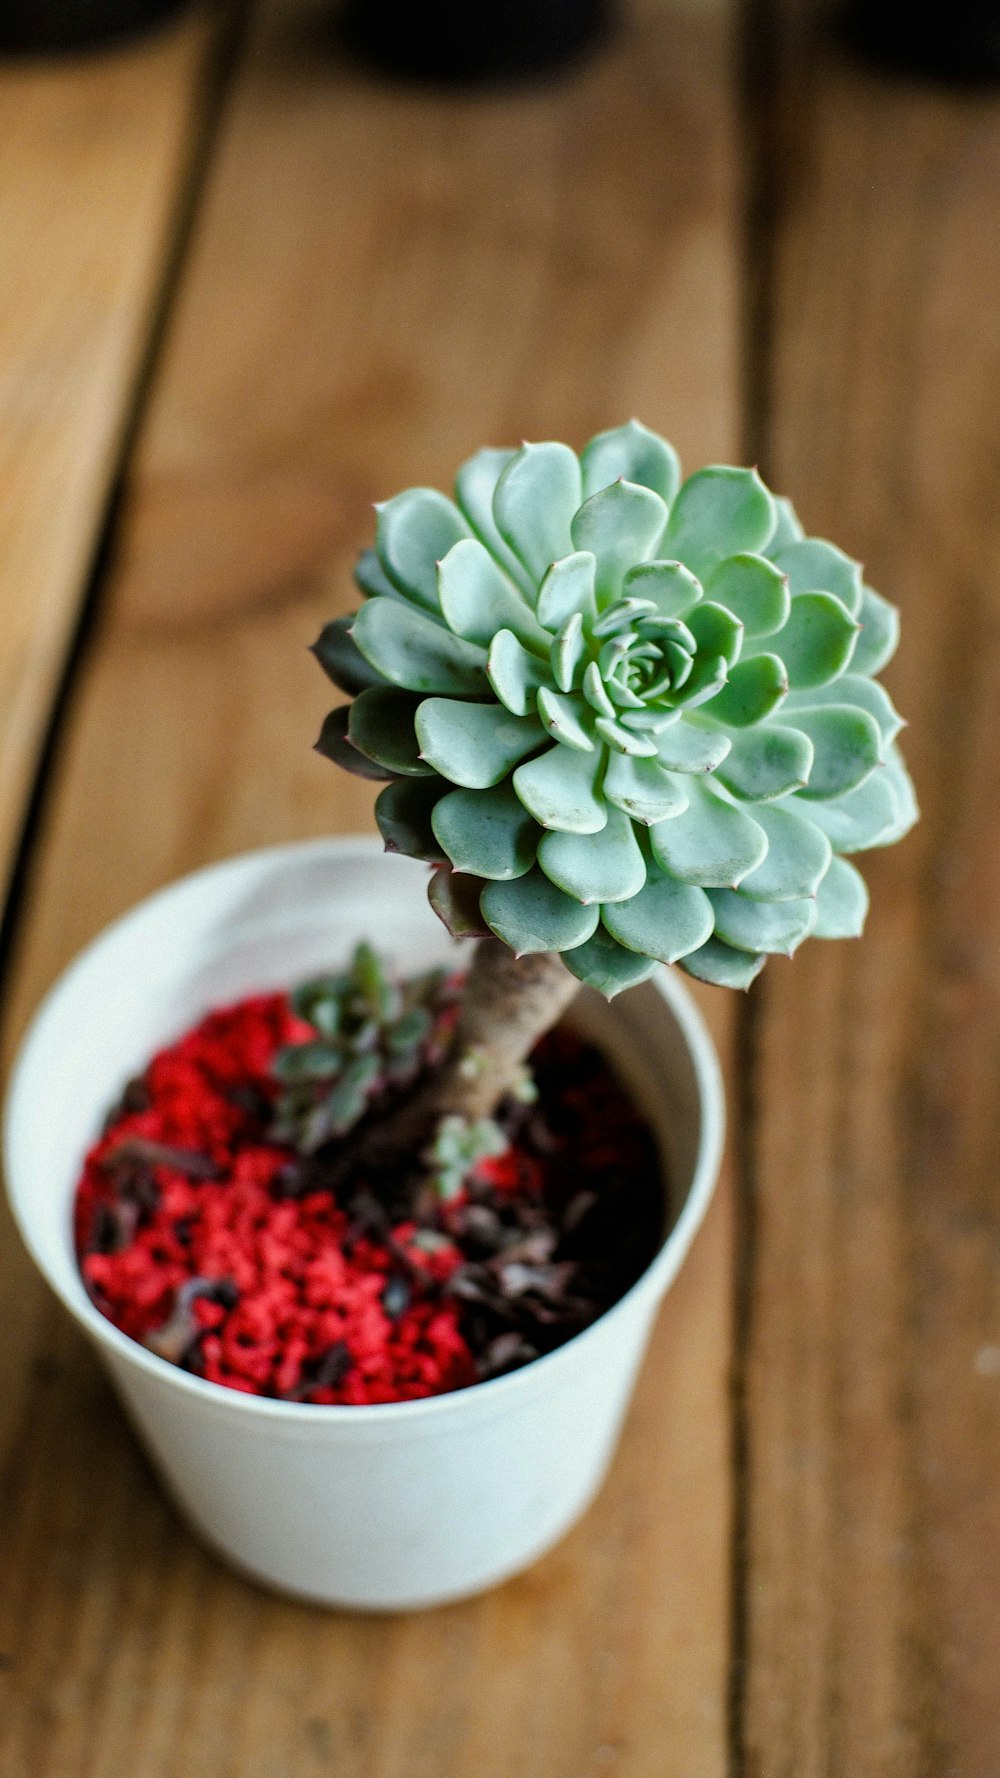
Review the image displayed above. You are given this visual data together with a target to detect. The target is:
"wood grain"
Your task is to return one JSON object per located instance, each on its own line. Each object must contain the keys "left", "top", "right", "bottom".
{"left": 738, "top": 34, "right": 1000, "bottom": 1777}
{"left": 0, "top": 14, "right": 216, "bottom": 910}
{"left": 0, "top": 2, "right": 742, "bottom": 1774}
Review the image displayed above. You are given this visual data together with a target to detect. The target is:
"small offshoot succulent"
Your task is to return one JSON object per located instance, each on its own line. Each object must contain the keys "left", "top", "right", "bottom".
{"left": 314, "top": 422, "right": 917, "bottom": 997}
{"left": 271, "top": 943, "right": 453, "bottom": 1151}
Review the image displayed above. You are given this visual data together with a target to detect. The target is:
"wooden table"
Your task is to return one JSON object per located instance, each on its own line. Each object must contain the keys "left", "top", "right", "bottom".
{"left": 1, "top": 3, "right": 997, "bottom": 1771}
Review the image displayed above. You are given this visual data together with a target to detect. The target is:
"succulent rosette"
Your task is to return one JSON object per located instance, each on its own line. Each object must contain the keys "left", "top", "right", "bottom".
{"left": 314, "top": 423, "right": 917, "bottom": 996}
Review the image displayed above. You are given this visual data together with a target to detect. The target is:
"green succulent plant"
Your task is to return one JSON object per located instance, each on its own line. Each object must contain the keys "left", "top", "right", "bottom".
{"left": 271, "top": 943, "right": 453, "bottom": 1150}
{"left": 314, "top": 423, "right": 917, "bottom": 997}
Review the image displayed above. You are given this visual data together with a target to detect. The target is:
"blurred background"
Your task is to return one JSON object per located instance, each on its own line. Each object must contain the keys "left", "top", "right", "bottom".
{"left": 0, "top": 1, "right": 997, "bottom": 1774}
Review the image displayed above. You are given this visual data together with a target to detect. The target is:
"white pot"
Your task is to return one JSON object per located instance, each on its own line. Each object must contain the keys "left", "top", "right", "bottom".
{"left": 4, "top": 838, "right": 724, "bottom": 1611}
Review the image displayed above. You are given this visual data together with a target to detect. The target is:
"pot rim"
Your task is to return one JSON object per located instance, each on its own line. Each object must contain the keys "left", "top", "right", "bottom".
{"left": 4, "top": 836, "right": 725, "bottom": 1429}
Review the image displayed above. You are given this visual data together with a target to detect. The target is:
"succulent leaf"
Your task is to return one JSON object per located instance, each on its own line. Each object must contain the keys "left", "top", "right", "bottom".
{"left": 348, "top": 687, "right": 432, "bottom": 776}
{"left": 709, "top": 887, "right": 817, "bottom": 956}
{"left": 765, "top": 591, "right": 859, "bottom": 690}
{"left": 771, "top": 538, "right": 863, "bottom": 615}
{"left": 563, "top": 925, "right": 660, "bottom": 994}
{"left": 271, "top": 945, "right": 454, "bottom": 1149}
{"left": 513, "top": 743, "right": 607, "bottom": 834}
{"left": 715, "top": 725, "right": 814, "bottom": 802}
{"left": 650, "top": 779, "right": 768, "bottom": 888}
{"left": 704, "top": 553, "right": 789, "bottom": 637}
{"left": 354, "top": 547, "right": 406, "bottom": 604}
{"left": 454, "top": 446, "right": 534, "bottom": 595}
{"left": 375, "top": 488, "right": 470, "bottom": 612}
{"left": 375, "top": 778, "right": 446, "bottom": 860}
{"left": 678, "top": 934, "right": 767, "bottom": 990}
{"left": 352, "top": 598, "right": 488, "bottom": 696}
{"left": 431, "top": 782, "right": 537, "bottom": 880}
{"left": 602, "top": 871, "right": 714, "bottom": 964}
{"left": 790, "top": 704, "right": 883, "bottom": 800}
{"left": 580, "top": 420, "right": 680, "bottom": 504}
{"left": 736, "top": 803, "right": 832, "bottom": 902}
{"left": 481, "top": 868, "right": 600, "bottom": 954}
{"left": 538, "top": 808, "right": 647, "bottom": 905}
{"left": 603, "top": 751, "right": 689, "bottom": 824}
{"left": 661, "top": 466, "right": 775, "bottom": 578}
{"left": 493, "top": 442, "right": 581, "bottom": 586}
{"left": 766, "top": 495, "right": 805, "bottom": 553}
{"left": 318, "top": 425, "right": 915, "bottom": 992}
{"left": 415, "top": 698, "right": 544, "bottom": 788}
{"left": 315, "top": 706, "right": 396, "bottom": 781}
{"left": 438, "top": 538, "right": 548, "bottom": 650}
{"left": 312, "top": 617, "right": 388, "bottom": 696}
{"left": 570, "top": 479, "right": 668, "bottom": 603}
{"left": 813, "top": 853, "right": 869, "bottom": 938}
{"left": 428, "top": 865, "right": 491, "bottom": 937}
{"left": 707, "top": 654, "right": 788, "bottom": 727}
{"left": 852, "top": 586, "right": 900, "bottom": 675}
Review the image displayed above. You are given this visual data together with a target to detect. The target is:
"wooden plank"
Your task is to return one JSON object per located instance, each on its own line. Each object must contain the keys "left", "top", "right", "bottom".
{"left": 0, "top": 14, "right": 217, "bottom": 911}
{"left": 739, "top": 41, "right": 1000, "bottom": 1776}
{"left": 0, "top": 1, "right": 742, "bottom": 1773}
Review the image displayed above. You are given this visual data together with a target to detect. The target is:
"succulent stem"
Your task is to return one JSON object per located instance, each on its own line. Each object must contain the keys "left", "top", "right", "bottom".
{"left": 369, "top": 939, "right": 579, "bottom": 1161}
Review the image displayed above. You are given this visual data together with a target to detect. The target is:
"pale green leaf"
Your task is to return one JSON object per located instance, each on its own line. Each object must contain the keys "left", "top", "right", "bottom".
{"left": 771, "top": 538, "right": 863, "bottom": 616}
{"left": 538, "top": 807, "right": 646, "bottom": 904}
{"left": 550, "top": 610, "right": 587, "bottom": 691}
{"left": 594, "top": 715, "right": 659, "bottom": 757}
{"left": 766, "top": 591, "right": 859, "bottom": 690}
{"left": 703, "top": 552, "right": 790, "bottom": 638}
{"left": 813, "top": 854, "right": 869, "bottom": 938}
{"left": 704, "top": 654, "right": 787, "bottom": 727}
{"left": 649, "top": 778, "right": 768, "bottom": 887}
{"left": 438, "top": 538, "right": 548, "bottom": 650}
{"left": 514, "top": 742, "right": 608, "bottom": 834}
{"left": 660, "top": 466, "right": 775, "bottom": 578}
{"left": 677, "top": 935, "right": 767, "bottom": 990}
{"left": 672, "top": 652, "right": 729, "bottom": 711}
{"left": 765, "top": 495, "right": 804, "bottom": 553}
{"left": 714, "top": 724, "right": 814, "bottom": 801}
{"left": 562, "top": 927, "right": 660, "bottom": 997}
{"left": 454, "top": 446, "right": 535, "bottom": 596}
{"left": 736, "top": 802, "right": 832, "bottom": 902}
{"left": 851, "top": 586, "right": 900, "bottom": 675}
{"left": 352, "top": 599, "right": 488, "bottom": 696}
{"left": 480, "top": 869, "right": 599, "bottom": 955}
{"left": 487, "top": 629, "right": 548, "bottom": 715}
{"left": 622, "top": 558, "right": 703, "bottom": 618}
{"left": 432, "top": 782, "right": 538, "bottom": 880}
{"left": 537, "top": 686, "right": 595, "bottom": 753}
{"left": 415, "top": 699, "right": 545, "bottom": 788}
{"left": 782, "top": 773, "right": 901, "bottom": 854}
{"left": 580, "top": 420, "right": 681, "bottom": 504}
{"left": 784, "top": 673, "right": 905, "bottom": 745}
{"left": 375, "top": 488, "right": 470, "bottom": 612}
{"left": 570, "top": 479, "right": 668, "bottom": 603}
{"left": 791, "top": 705, "right": 883, "bottom": 800}
{"left": 654, "top": 720, "right": 732, "bottom": 773}
{"left": 685, "top": 599, "right": 743, "bottom": 667}
{"left": 493, "top": 442, "right": 581, "bottom": 586}
{"left": 536, "top": 552, "right": 597, "bottom": 630}
{"left": 603, "top": 752, "right": 689, "bottom": 824}
{"left": 709, "top": 887, "right": 817, "bottom": 955}
{"left": 602, "top": 871, "right": 714, "bottom": 963}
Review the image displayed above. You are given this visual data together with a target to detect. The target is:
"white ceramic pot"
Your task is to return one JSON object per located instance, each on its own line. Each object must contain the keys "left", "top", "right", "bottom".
{"left": 4, "top": 838, "right": 724, "bottom": 1611}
